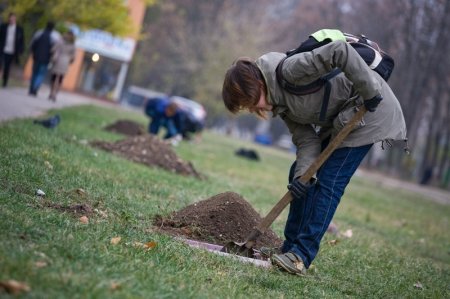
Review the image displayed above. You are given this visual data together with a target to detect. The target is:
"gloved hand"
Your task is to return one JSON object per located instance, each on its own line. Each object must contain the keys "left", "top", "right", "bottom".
{"left": 287, "top": 179, "right": 309, "bottom": 201}
{"left": 364, "top": 94, "right": 383, "bottom": 112}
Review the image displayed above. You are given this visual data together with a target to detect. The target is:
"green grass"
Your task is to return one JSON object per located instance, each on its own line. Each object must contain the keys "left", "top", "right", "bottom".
{"left": 0, "top": 105, "right": 449, "bottom": 298}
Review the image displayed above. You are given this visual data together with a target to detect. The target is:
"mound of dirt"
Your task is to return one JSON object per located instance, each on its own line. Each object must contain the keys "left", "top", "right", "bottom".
{"left": 154, "top": 191, "right": 283, "bottom": 249}
{"left": 91, "top": 135, "right": 201, "bottom": 178}
{"left": 104, "top": 120, "right": 145, "bottom": 136}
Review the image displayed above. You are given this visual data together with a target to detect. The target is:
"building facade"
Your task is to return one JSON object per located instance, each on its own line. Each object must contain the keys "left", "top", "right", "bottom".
{"left": 24, "top": 0, "right": 145, "bottom": 101}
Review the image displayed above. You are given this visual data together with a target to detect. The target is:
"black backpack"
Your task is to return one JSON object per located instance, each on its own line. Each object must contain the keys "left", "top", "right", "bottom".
{"left": 275, "top": 29, "right": 394, "bottom": 121}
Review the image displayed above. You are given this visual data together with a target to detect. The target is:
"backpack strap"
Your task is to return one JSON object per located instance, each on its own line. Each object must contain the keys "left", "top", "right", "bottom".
{"left": 276, "top": 56, "right": 341, "bottom": 121}
{"left": 319, "top": 69, "right": 341, "bottom": 121}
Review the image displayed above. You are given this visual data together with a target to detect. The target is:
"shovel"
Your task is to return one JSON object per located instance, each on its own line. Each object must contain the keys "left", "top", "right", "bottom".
{"left": 221, "top": 106, "right": 367, "bottom": 257}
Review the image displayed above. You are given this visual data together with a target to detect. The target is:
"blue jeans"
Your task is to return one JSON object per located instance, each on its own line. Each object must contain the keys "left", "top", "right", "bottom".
{"left": 282, "top": 142, "right": 373, "bottom": 268}
{"left": 30, "top": 62, "right": 48, "bottom": 93}
{"left": 148, "top": 116, "right": 178, "bottom": 139}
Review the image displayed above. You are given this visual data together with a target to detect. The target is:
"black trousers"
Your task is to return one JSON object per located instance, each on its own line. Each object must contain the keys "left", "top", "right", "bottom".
{"left": 1, "top": 53, "right": 14, "bottom": 87}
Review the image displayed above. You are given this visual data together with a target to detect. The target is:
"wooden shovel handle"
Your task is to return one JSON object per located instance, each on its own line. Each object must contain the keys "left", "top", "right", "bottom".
{"left": 245, "top": 106, "right": 367, "bottom": 248}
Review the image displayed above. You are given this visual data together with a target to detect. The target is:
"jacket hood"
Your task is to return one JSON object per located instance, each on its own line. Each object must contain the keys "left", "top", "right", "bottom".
{"left": 255, "top": 52, "right": 286, "bottom": 110}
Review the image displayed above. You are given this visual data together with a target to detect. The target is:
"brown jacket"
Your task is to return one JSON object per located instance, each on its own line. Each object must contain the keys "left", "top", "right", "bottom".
{"left": 255, "top": 40, "right": 407, "bottom": 178}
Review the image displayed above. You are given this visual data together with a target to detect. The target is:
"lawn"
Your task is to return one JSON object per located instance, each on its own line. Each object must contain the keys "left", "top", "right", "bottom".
{"left": 0, "top": 105, "right": 449, "bottom": 298}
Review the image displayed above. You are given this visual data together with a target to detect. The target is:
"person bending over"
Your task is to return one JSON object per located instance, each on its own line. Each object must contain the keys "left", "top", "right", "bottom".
{"left": 222, "top": 39, "right": 407, "bottom": 275}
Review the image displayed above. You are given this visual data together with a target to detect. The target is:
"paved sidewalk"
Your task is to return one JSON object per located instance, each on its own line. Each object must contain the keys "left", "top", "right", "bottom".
{"left": 0, "top": 85, "right": 119, "bottom": 122}
{"left": 355, "top": 169, "right": 450, "bottom": 205}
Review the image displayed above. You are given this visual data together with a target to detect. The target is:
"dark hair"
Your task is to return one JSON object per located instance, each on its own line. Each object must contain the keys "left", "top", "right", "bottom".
{"left": 222, "top": 57, "right": 267, "bottom": 117}
{"left": 46, "top": 21, "right": 55, "bottom": 31}
{"left": 65, "top": 30, "right": 76, "bottom": 44}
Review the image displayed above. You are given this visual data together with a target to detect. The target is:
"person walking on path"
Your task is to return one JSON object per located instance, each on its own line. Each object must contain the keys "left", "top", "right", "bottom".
{"left": 222, "top": 31, "right": 407, "bottom": 275}
{"left": 29, "top": 21, "right": 61, "bottom": 96}
{"left": 48, "top": 30, "right": 76, "bottom": 101}
{"left": 0, "top": 12, "right": 25, "bottom": 87}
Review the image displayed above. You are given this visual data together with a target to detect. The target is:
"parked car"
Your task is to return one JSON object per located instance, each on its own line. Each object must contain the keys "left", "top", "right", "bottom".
{"left": 170, "top": 96, "right": 206, "bottom": 122}
{"left": 122, "top": 86, "right": 206, "bottom": 123}
{"left": 121, "top": 85, "right": 166, "bottom": 108}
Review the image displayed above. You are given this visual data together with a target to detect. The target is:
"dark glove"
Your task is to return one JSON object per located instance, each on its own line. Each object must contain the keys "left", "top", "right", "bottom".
{"left": 364, "top": 94, "right": 383, "bottom": 112}
{"left": 287, "top": 179, "right": 309, "bottom": 201}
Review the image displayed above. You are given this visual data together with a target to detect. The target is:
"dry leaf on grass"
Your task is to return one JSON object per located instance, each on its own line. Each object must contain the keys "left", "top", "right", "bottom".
{"left": 35, "top": 261, "right": 48, "bottom": 268}
{"left": 35, "top": 189, "right": 45, "bottom": 197}
{"left": 110, "top": 237, "right": 121, "bottom": 245}
{"left": 79, "top": 216, "right": 89, "bottom": 224}
{"left": 341, "top": 229, "right": 353, "bottom": 238}
{"left": 144, "top": 241, "right": 157, "bottom": 249}
{"left": 327, "top": 239, "right": 339, "bottom": 246}
{"left": 128, "top": 241, "right": 158, "bottom": 250}
{"left": 110, "top": 282, "right": 121, "bottom": 290}
{"left": 94, "top": 208, "right": 108, "bottom": 218}
{"left": 44, "top": 161, "right": 53, "bottom": 170}
{"left": 75, "top": 188, "right": 86, "bottom": 196}
{"left": 0, "top": 279, "right": 30, "bottom": 295}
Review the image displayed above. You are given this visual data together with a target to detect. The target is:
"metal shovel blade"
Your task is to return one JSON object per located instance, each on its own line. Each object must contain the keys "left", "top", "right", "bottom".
{"left": 221, "top": 241, "right": 256, "bottom": 258}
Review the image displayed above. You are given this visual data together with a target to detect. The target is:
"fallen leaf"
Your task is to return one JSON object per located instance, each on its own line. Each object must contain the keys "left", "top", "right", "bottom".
{"left": 110, "top": 237, "right": 121, "bottom": 245}
{"left": 44, "top": 160, "right": 53, "bottom": 170}
{"left": 35, "top": 189, "right": 45, "bottom": 197}
{"left": 328, "top": 239, "right": 339, "bottom": 246}
{"left": 144, "top": 241, "right": 157, "bottom": 250}
{"left": 131, "top": 241, "right": 144, "bottom": 248}
{"left": 94, "top": 209, "right": 108, "bottom": 218}
{"left": 0, "top": 279, "right": 31, "bottom": 295}
{"left": 76, "top": 188, "right": 86, "bottom": 196}
{"left": 79, "top": 216, "right": 89, "bottom": 224}
{"left": 341, "top": 229, "right": 353, "bottom": 238}
{"left": 128, "top": 241, "right": 157, "bottom": 250}
{"left": 413, "top": 281, "right": 423, "bottom": 290}
{"left": 35, "top": 261, "right": 48, "bottom": 268}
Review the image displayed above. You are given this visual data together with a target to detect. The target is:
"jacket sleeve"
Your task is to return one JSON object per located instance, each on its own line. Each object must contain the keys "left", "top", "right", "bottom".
{"left": 282, "top": 40, "right": 381, "bottom": 100}
{"left": 17, "top": 26, "right": 25, "bottom": 55}
{"left": 282, "top": 116, "right": 321, "bottom": 178}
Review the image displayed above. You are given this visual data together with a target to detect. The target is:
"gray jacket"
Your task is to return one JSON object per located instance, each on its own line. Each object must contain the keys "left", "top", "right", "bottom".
{"left": 51, "top": 41, "right": 76, "bottom": 75}
{"left": 255, "top": 40, "right": 407, "bottom": 178}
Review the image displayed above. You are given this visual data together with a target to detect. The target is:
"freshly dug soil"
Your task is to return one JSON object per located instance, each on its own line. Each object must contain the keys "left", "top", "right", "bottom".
{"left": 104, "top": 120, "right": 145, "bottom": 136}
{"left": 91, "top": 135, "right": 201, "bottom": 178}
{"left": 154, "top": 191, "right": 283, "bottom": 249}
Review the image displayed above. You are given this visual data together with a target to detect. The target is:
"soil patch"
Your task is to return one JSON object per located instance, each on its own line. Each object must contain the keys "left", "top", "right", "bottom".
{"left": 154, "top": 191, "right": 283, "bottom": 249}
{"left": 91, "top": 135, "right": 201, "bottom": 178}
{"left": 104, "top": 120, "right": 145, "bottom": 136}
{"left": 44, "top": 202, "right": 93, "bottom": 216}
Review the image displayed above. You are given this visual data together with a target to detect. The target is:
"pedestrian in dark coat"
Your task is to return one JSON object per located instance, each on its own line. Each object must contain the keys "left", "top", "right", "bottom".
{"left": 29, "top": 21, "right": 61, "bottom": 96}
{"left": 0, "top": 13, "right": 25, "bottom": 87}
